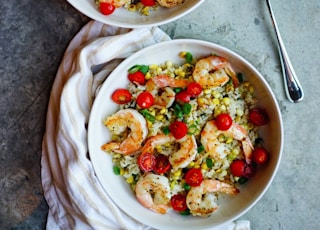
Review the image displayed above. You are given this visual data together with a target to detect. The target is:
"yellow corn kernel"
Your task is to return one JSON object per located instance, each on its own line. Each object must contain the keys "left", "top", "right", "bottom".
{"left": 226, "top": 136, "right": 233, "bottom": 144}
{"left": 218, "top": 134, "right": 225, "bottom": 142}
{"left": 179, "top": 51, "right": 187, "bottom": 58}
{"left": 120, "top": 168, "right": 125, "bottom": 176}
{"left": 212, "top": 91, "right": 221, "bottom": 98}
{"left": 141, "top": 7, "right": 150, "bottom": 16}
{"left": 149, "top": 64, "right": 158, "bottom": 70}
{"left": 235, "top": 116, "right": 241, "bottom": 123}
{"left": 160, "top": 108, "right": 167, "bottom": 114}
{"left": 204, "top": 89, "right": 211, "bottom": 95}
{"left": 147, "top": 120, "right": 153, "bottom": 128}
{"left": 222, "top": 97, "right": 230, "bottom": 105}
{"left": 188, "top": 161, "right": 195, "bottom": 167}
{"left": 170, "top": 181, "right": 177, "bottom": 190}
{"left": 173, "top": 170, "right": 182, "bottom": 177}
{"left": 249, "top": 85, "right": 254, "bottom": 93}
{"left": 155, "top": 145, "right": 162, "bottom": 152}
{"left": 220, "top": 105, "right": 227, "bottom": 112}
{"left": 212, "top": 98, "right": 220, "bottom": 105}
{"left": 126, "top": 176, "right": 134, "bottom": 184}
{"left": 232, "top": 148, "right": 240, "bottom": 156}
{"left": 201, "top": 162, "right": 208, "bottom": 170}
{"left": 128, "top": 4, "right": 136, "bottom": 12}
{"left": 197, "top": 97, "right": 207, "bottom": 106}
{"left": 236, "top": 108, "right": 244, "bottom": 117}
{"left": 214, "top": 109, "right": 221, "bottom": 117}
{"left": 243, "top": 82, "right": 250, "bottom": 87}
{"left": 145, "top": 72, "right": 151, "bottom": 80}
{"left": 150, "top": 110, "right": 156, "bottom": 116}
{"left": 156, "top": 115, "right": 164, "bottom": 121}
{"left": 194, "top": 164, "right": 200, "bottom": 169}
{"left": 156, "top": 67, "right": 162, "bottom": 73}
{"left": 166, "top": 61, "right": 173, "bottom": 67}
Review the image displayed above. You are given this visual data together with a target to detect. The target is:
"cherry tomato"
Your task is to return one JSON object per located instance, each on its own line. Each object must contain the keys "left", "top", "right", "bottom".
{"left": 169, "top": 121, "right": 188, "bottom": 139}
{"left": 187, "top": 82, "right": 203, "bottom": 97}
{"left": 153, "top": 155, "right": 171, "bottom": 174}
{"left": 136, "top": 91, "right": 154, "bottom": 108}
{"left": 175, "top": 90, "right": 191, "bottom": 103}
{"left": 252, "top": 147, "right": 269, "bottom": 165}
{"left": 111, "top": 88, "right": 132, "bottom": 104}
{"left": 215, "top": 113, "right": 233, "bottom": 131}
{"left": 128, "top": 71, "right": 145, "bottom": 85}
{"left": 171, "top": 194, "right": 187, "bottom": 212}
{"left": 137, "top": 152, "right": 156, "bottom": 172}
{"left": 99, "top": 2, "right": 116, "bottom": 15}
{"left": 249, "top": 108, "right": 269, "bottom": 126}
{"left": 230, "top": 160, "right": 245, "bottom": 177}
{"left": 185, "top": 168, "right": 203, "bottom": 187}
{"left": 141, "top": 0, "right": 156, "bottom": 6}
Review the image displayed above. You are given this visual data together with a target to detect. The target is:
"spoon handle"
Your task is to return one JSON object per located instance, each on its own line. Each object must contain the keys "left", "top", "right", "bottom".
{"left": 266, "top": 0, "right": 304, "bottom": 103}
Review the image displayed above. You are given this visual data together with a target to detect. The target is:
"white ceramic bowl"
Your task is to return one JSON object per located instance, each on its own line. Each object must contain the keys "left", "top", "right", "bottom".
{"left": 67, "top": 0, "right": 205, "bottom": 28}
{"left": 88, "top": 39, "right": 283, "bottom": 230}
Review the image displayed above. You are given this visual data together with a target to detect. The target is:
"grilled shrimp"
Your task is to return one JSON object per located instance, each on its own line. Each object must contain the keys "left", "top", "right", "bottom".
{"left": 156, "top": 0, "right": 185, "bottom": 8}
{"left": 201, "top": 120, "right": 254, "bottom": 163}
{"left": 135, "top": 173, "right": 171, "bottom": 214}
{"left": 193, "top": 56, "right": 239, "bottom": 88}
{"left": 186, "top": 179, "right": 239, "bottom": 216}
{"left": 142, "top": 134, "right": 197, "bottom": 170}
{"left": 145, "top": 75, "right": 190, "bottom": 108}
{"left": 101, "top": 109, "right": 148, "bottom": 155}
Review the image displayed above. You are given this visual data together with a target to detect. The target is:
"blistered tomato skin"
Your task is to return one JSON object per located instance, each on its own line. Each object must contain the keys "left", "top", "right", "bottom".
{"left": 230, "top": 160, "right": 245, "bottom": 177}
{"left": 99, "top": 2, "right": 116, "bottom": 15}
{"left": 111, "top": 89, "right": 132, "bottom": 104}
{"left": 252, "top": 147, "right": 269, "bottom": 165}
{"left": 215, "top": 113, "right": 233, "bottom": 131}
{"left": 169, "top": 121, "right": 188, "bottom": 139}
{"left": 138, "top": 152, "right": 156, "bottom": 172}
{"left": 128, "top": 71, "right": 146, "bottom": 85}
{"left": 249, "top": 108, "right": 269, "bottom": 126}
{"left": 185, "top": 168, "right": 203, "bottom": 187}
{"left": 187, "top": 82, "right": 203, "bottom": 97}
{"left": 136, "top": 91, "right": 154, "bottom": 108}
{"left": 171, "top": 194, "right": 187, "bottom": 212}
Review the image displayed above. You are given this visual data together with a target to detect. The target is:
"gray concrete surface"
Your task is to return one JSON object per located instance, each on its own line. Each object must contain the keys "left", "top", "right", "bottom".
{"left": 1, "top": 0, "right": 319, "bottom": 229}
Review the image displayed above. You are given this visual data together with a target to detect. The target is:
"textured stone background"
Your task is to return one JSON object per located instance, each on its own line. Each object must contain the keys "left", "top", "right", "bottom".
{"left": 1, "top": 0, "right": 319, "bottom": 229}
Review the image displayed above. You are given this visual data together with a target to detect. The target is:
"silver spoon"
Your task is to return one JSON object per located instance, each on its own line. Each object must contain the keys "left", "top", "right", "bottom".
{"left": 266, "top": 0, "right": 304, "bottom": 103}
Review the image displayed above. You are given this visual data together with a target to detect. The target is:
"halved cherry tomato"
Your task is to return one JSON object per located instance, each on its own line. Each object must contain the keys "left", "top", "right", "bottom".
{"left": 230, "top": 159, "right": 245, "bottom": 177}
{"left": 185, "top": 168, "right": 203, "bottom": 187}
{"left": 153, "top": 155, "right": 171, "bottom": 174}
{"left": 169, "top": 121, "right": 188, "bottom": 139}
{"left": 187, "top": 82, "right": 202, "bottom": 97}
{"left": 215, "top": 113, "right": 233, "bottom": 131}
{"left": 175, "top": 90, "right": 191, "bottom": 103}
{"left": 252, "top": 147, "right": 269, "bottom": 165}
{"left": 111, "top": 88, "right": 132, "bottom": 104}
{"left": 141, "top": 0, "right": 156, "bottom": 6}
{"left": 99, "top": 2, "right": 116, "bottom": 15}
{"left": 137, "top": 152, "right": 156, "bottom": 172}
{"left": 171, "top": 194, "right": 187, "bottom": 212}
{"left": 136, "top": 91, "right": 154, "bottom": 108}
{"left": 128, "top": 71, "right": 145, "bottom": 85}
{"left": 249, "top": 108, "right": 269, "bottom": 126}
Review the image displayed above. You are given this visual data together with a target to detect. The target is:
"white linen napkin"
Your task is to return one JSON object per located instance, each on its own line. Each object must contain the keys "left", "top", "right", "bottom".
{"left": 41, "top": 20, "right": 250, "bottom": 230}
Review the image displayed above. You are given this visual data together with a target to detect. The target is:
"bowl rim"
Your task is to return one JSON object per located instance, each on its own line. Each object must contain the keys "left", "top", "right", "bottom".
{"left": 88, "top": 38, "right": 284, "bottom": 230}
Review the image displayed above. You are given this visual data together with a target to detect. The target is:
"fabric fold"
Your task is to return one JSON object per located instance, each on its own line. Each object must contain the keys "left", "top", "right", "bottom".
{"left": 42, "top": 20, "right": 170, "bottom": 230}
